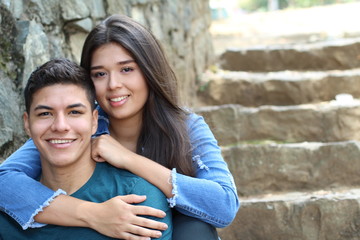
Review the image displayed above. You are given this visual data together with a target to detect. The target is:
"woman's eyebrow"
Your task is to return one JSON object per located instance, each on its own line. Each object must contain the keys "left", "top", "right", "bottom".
{"left": 90, "top": 60, "right": 135, "bottom": 70}
{"left": 116, "top": 60, "right": 135, "bottom": 65}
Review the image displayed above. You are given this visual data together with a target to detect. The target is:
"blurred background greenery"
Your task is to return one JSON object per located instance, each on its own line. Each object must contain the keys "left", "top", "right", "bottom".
{"left": 210, "top": 0, "right": 358, "bottom": 16}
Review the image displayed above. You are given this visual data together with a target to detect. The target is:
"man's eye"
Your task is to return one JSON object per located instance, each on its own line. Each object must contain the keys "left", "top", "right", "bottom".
{"left": 69, "top": 110, "right": 82, "bottom": 115}
{"left": 38, "top": 112, "right": 50, "bottom": 117}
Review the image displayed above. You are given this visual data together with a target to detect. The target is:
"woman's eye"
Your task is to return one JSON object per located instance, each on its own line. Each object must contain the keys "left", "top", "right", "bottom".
{"left": 121, "top": 67, "right": 133, "bottom": 73}
{"left": 92, "top": 72, "right": 106, "bottom": 78}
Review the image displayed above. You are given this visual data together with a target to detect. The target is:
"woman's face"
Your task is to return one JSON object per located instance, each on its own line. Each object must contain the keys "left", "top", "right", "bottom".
{"left": 90, "top": 43, "right": 149, "bottom": 123}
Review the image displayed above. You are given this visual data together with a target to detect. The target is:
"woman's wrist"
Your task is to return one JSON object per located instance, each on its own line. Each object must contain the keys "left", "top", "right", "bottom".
{"left": 34, "top": 195, "right": 92, "bottom": 227}
{"left": 127, "top": 155, "right": 174, "bottom": 198}
{"left": 76, "top": 201, "right": 98, "bottom": 228}
{"left": 119, "top": 150, "right": 138, "bottom": 171}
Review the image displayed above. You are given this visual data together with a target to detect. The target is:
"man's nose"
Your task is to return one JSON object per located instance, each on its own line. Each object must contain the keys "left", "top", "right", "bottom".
{"left": 51, "top": 114, "right": 70, "bottom": 132}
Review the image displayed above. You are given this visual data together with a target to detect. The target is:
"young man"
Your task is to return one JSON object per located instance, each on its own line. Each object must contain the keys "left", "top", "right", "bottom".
{"left": 0, "top": 58, "right": 172, "bottom": 239}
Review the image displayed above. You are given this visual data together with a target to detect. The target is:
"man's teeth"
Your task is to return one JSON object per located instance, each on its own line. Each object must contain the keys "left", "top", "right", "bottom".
{"left": 110, "top": 96, "right": 128, "bottom": 102}
{"left": 49, "top": 139, "right": 73, "bottom": 144}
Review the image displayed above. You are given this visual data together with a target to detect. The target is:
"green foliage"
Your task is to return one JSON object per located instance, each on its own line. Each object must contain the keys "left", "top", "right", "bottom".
{"left": 286, "top": 0, "right": 355, "bottom": 8}
{"left": 238, "top": 0, "right": 357, "bottom": 12}
{"left": 198, "top": 82, "right": 209, "bottom": 92}
{"left": 239, "top": 0, "right": 268, "bottom": 12}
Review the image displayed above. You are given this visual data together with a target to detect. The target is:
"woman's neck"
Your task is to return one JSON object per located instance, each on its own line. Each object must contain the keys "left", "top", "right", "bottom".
{"left": 108, "top": 116, "right": 142, "bottom": 153}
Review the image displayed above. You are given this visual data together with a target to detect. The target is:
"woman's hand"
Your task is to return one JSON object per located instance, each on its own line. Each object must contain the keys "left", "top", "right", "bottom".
{"left": 91, "top": 135, "right": 131, "bottom": 169}
{"left": 91, "top": 135, "right": 173, "bottom": 198}
{"left": 82, "top": 194, "right": 168, "bottom": 239}
{"left": 35, "top": 194, "right": 167, "bottom": 239}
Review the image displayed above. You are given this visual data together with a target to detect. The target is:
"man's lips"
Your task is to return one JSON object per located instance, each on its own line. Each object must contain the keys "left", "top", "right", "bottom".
{"left": 47, "top": 139, "right": 75, "bottom": 144}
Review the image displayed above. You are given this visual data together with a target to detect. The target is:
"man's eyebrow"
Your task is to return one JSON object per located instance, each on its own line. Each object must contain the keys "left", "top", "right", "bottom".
{"left": 90, "top": 60, "right": 135, "bottom": 70}
{"left": 33, "top": 103, "right": 87, "bottom": 111}
{"left": 34, "top": 105, "right": 52, "bottom": 111}
{"left": 67, "top": 103, "right": 87, "bottom": 109}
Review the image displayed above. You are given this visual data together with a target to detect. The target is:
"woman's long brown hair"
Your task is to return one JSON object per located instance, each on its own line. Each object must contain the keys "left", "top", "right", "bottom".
{"left": 80, "top": 15, "right": 195, "bottom": 177}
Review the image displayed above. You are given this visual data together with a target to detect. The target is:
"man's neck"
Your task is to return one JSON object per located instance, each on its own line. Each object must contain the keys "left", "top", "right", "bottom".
{"left": 40, "top": 156, "right": 96, "bottom": 195}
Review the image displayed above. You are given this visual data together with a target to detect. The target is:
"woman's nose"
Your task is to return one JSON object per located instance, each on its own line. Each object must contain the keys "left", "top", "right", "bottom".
{"left": 108, "top": 72, "right": 123, "bottom": 90}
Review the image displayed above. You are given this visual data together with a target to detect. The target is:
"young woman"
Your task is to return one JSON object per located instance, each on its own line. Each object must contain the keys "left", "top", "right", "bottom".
{"left": 0, "top": 15, "right": 239, "bottom": 240}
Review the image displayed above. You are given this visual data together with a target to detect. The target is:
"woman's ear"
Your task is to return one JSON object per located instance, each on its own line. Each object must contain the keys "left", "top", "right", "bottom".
{"left": 23, "top": 112, "right": 31, "bottom": 137}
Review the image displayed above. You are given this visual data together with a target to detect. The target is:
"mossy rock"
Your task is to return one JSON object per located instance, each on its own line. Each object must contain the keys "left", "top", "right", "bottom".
{"left": 0, "top": 3, "right": 23, "bottom": 83}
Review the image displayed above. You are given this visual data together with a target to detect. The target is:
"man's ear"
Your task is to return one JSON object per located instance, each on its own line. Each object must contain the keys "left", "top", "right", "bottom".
{"left": 92, "top": 109, "right": 98, "bottom": 135}
{"left": 23, "top": 112, "right": 31, "bottom": 137}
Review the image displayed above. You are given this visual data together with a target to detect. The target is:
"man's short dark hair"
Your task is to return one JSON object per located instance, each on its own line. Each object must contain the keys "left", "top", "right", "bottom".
{"left": 24, "top": 58, "right": 96, "bottom": 113}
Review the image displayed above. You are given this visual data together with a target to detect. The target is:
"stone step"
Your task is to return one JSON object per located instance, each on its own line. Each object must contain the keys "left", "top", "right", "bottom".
{"left": 218, "top": 37, "right": 360, "bottom": 72}
{"left": 218, "top": 188, "right": 360, "bottom": 240}
{"left": 222, "top": 141, "right": 360, "bottom": 197}
{"left": 197, "top": 68, "right": 360, "bottom": 107}
{"left": 194, "top": 102, "right": 360, "bottom": 146}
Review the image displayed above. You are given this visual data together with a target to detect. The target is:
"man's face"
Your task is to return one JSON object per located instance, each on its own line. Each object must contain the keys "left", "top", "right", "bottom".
{"left": 24, "top": 84, "right": 98, "bottom": 168}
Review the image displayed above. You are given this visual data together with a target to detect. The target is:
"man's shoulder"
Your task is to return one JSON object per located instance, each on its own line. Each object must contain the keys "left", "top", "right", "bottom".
{"left": 97, "top": 162, "right": 140, "bottom": 180}
{"left": 96, "top": 162, "right": 157, "bottom": 188}
{"left": 97, "top": 163, "right": 162, "bottom": 193}
{"left": 73, "top": 162, "right": 147, "bottom": 201}
{"left": 0, "top": 211, "right": 26, "bottom": 239}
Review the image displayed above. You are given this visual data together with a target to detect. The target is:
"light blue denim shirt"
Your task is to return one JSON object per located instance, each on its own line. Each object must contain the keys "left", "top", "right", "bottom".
{"left": 0, "top": 107, "right": 240, "bottom": 229}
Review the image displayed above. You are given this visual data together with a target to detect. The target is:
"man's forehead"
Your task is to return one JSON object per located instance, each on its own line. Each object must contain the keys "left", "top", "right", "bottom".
{"left": 31, "top": 84, "right": 90, "bottom": 110}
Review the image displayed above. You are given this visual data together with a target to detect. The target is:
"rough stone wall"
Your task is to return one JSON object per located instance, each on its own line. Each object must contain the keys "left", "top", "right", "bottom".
{"left": 0, "top": 0, "right": 213, "bottom": 161}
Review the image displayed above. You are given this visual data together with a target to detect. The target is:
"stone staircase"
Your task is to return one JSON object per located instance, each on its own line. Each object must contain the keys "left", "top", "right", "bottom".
{"left": 195, "top": 38, "right": 360, "bottom": 240}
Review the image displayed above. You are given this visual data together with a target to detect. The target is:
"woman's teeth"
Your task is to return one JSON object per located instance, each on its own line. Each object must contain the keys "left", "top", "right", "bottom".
{"left": 110, "top": 96, "right": 128, "bottom": 102}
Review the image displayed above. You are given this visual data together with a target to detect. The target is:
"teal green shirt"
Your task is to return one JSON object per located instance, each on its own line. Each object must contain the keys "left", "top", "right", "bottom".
{"left": 0, "top": 162, "right": 172, "bottom": 240}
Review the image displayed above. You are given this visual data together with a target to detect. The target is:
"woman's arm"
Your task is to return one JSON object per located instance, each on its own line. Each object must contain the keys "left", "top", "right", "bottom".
{"left": 91, "top": 135, "right": 173, "bottom": 197}
{"left": 168, "top": 113, "right": 240, "bottom": 228}
{"left": 36, "top": 194, "right": 168, "bottom": 239}
{"left": 0, "top": 139, "right": 59, "bottom": 229}
{"left": 91, "top": 113, "right": 240, "bottom": 228}
{"left": 0, "top": 139, "right": 169, "bottom": 239}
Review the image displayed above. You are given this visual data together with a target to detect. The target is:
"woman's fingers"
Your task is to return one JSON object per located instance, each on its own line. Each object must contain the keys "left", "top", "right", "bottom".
{"left": 85, "top": 195, "right": 167, "bottom": 239}
{"left": 123, "top": 224, "right": 163, "bottom": 239}
{"left": 117, "top": 194, "right": 147, "bottom": 204}
{"left": 132, "top": 205, "right": 167, "bottom": 220}
{"left": 119, "top": 195, "right": 166, "bottom": 219}
{"left": 132, "top": 215, "right": 168, "bottom": 231}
